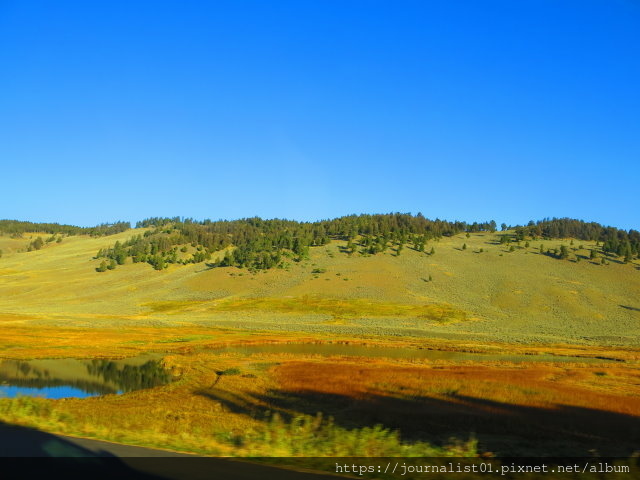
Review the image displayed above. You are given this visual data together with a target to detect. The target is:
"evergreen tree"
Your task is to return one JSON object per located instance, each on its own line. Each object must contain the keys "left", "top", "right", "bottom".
{"left": 30, "top": 237, "right": 44, "bottom": 250}
{"left": 559, "top": 245, "right": 569, "bottom": 259}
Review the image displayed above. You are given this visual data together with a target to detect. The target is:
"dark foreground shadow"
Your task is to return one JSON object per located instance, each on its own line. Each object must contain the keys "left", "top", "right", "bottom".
{"left": 0, "top": 421, "right": 158, "bottom": 479}
{"left": 197, "top": 387, "right": 640, "bottom": 457}
{"left": 0, "top": 421, "right": 341, "bottom": 480}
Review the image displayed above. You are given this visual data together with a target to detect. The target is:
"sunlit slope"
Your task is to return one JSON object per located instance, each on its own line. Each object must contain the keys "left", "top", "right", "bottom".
{"left": 0, "top": 230, "right": 638, "bottom": 344}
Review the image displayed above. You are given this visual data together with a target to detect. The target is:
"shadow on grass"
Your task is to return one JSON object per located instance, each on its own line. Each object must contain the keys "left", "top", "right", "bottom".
{"left": 620, "top": 305, "right": 640, "bottom": 312}
{"left": 196, "top": 387, "right": 640, "bottom": 457}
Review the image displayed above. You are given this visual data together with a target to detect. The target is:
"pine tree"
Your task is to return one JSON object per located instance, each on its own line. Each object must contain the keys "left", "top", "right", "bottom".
{"left": 559, "top": 245, "right": 569, "bottom": 259}
{"left": 31, "top": 237, "right": 44, "bottom": 250}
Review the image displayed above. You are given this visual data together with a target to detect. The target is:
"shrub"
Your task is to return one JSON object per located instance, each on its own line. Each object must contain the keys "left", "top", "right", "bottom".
{"left": 232, "top": 413, "right": 477, "bottom": 457}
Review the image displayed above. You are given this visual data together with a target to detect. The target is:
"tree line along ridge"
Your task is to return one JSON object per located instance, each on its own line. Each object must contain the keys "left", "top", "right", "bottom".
{"left": 94, "top": 215, "right": 639, "bottom": 272}
{"left": 0, "top": 215, "right": 637, "bottom": 272}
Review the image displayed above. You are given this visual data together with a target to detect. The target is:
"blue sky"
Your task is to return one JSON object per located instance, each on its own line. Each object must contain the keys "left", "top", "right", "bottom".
{"left": 1, "top": 1, "right": 638, "bottom": 229}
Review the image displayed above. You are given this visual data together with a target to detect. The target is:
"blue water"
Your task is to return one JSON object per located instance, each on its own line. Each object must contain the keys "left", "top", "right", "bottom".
{"left": 0, "top": 356, "right": 172, "bottom": 399}
{"left": 0, "top": 385, "right": 106, "bottom": 399}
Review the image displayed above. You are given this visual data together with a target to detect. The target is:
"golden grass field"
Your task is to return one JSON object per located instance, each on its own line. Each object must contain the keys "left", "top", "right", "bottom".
{"left": 0, "top": 229, "right": 638, "bottom": 461}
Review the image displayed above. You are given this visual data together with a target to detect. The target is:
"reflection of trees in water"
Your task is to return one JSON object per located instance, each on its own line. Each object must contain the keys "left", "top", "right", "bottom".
{"left": 0, "top": 359, "right": 171, "bottom": 396}
{"left": 86, "top": 360, "right": 171, "bottom": 392}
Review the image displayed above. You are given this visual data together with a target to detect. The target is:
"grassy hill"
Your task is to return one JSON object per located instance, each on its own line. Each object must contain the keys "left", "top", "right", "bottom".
{"left": 1, "top": 222, "right": 639, "bottom": 458}
{"left": 1, "top": 227, "right": 638, "bottom": 345}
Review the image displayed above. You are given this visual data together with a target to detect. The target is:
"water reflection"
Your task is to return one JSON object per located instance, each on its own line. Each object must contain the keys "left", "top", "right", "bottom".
{"left": 208, "top": 343, "right": 615, "bottom": 363}
{"left": 0, "top": 356, "right": 171, "bottom": 399}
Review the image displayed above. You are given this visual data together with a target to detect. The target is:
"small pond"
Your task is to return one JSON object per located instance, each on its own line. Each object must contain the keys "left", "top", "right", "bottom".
{"left": 0, "top": 355, "right": 172, "bottom": 399}
{"left": 209, "top": 343, "right": 615, "bottom": 363}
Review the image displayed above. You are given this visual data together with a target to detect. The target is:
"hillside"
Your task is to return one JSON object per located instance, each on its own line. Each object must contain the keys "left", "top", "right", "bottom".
{"left": 1, "top": 224, "right": 638, "bottom": 346}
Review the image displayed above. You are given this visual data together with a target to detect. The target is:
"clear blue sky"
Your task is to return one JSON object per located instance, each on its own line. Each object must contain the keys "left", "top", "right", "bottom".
{"left": 1, "top": 1, "right": 638, "bottom": 230}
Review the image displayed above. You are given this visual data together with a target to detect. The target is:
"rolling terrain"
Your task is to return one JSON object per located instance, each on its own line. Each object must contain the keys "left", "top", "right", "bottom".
{"left": 0, "top": 228, "right": 638, "bottom": 345}
{"left": 0, "top": 221, "right": 638, "bottom": 462}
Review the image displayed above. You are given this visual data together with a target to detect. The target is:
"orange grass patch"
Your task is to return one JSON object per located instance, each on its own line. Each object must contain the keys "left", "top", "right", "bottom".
{"left": 269, "top": 360, "right": 640, "bottom": 456}
{"left": 273, "top": 361, "right": 640, "bottom": 414}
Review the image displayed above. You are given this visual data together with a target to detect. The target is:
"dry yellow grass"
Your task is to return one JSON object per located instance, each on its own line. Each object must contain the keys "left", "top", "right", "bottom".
{"left": 0, "top": 228, "right": 639, "bottom": 457}
{"left": 1, "top": 343, "right": 637, "bottom": 457}
{"left": 0, "top": 229, "right": 638, "bottom": 344}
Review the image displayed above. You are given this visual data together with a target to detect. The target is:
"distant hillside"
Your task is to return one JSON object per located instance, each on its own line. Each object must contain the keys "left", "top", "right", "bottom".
{"left": 0, "top": 219, "right": 130, "bottom": 237}
{"left": 0, "top": 215, "right": 638, "bottom": 346}
{"left": 91, "top": 215, "right": 639, "bottom": 272}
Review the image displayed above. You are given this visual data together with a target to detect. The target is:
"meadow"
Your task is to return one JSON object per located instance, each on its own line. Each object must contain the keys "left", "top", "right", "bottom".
{"left": 0, "top": 227, "right": 638, "bottom": 463}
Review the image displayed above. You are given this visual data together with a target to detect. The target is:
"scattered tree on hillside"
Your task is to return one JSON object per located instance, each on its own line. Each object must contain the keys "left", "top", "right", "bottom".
{"left": 27, "top": 237, "right": 44, "bottom": 251}
{"left": 558, "top": 245, "right": 569, "bottom": 260}
{"left": 98, "top": 213, "right": 479, "bottom": 272}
